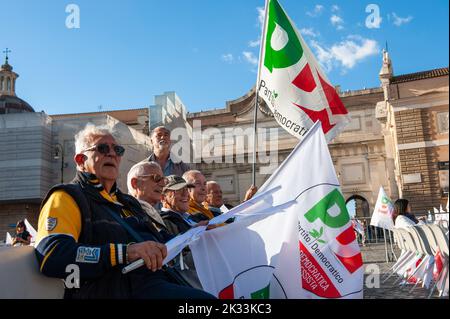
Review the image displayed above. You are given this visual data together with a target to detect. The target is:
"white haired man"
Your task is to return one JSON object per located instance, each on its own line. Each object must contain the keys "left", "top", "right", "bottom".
{"left": 127, "top": 161, "right": 167, "bottom": 231}
{"left": 146, "top": 126, "right": 190, "bottom": 177}
{"left": 34, "top": 123, "right": 214, "bottom": 299}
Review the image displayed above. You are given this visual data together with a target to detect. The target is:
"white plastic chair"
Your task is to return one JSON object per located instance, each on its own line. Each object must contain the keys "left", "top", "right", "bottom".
{"left": 427, "top": 224, "right": 449, "bottom": 298}
{"left": 405, "top": 226, "right": 435, "bottom": 292}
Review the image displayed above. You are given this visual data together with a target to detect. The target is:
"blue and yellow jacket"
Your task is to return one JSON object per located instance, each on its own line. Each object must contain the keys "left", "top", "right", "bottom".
{"left": 35, "top": 171, "right": 170, "bottom": 281}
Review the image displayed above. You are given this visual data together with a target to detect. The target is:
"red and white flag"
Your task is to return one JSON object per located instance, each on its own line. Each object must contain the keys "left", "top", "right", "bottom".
{"left": 191, "top": 123, "right": 363, "bottom": 299}
{"left": 258, "top": 0, "right": 350, "bottom": 142}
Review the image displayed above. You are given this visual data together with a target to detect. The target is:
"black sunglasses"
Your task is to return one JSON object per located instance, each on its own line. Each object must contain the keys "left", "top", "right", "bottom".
{"left": 83, "top": 143, "right": 125, "bottom": 157}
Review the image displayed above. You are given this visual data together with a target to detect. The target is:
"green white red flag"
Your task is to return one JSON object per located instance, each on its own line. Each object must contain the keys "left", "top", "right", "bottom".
{"left": 370, "top": 187, "right": 395, "bottom": 230}
{"left": 190, "top": 123, "right": 363, "bottom": 299}
{"left": 257, "top": 0, "right": 350, "bottom": 141}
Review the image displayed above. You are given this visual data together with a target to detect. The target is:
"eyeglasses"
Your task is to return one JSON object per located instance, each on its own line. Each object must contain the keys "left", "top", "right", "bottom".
{"left": 83, "top": 143, "right": 125, "bottom": 157}
{"left": 138, "top": 174, "right": 168, "bottom": 184}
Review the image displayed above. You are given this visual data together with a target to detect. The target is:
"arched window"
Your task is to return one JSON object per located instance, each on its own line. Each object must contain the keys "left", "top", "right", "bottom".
{"left": 0, "top": 76, "right": 3, "bottom": 91}
{"left": 6, "top": 77, "right": 11, "bottom": 92}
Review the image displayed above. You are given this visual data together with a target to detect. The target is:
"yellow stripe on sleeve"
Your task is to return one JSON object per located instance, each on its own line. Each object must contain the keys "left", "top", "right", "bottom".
{"left": 110, "top": 244, "right": 117, "bottom": 267}
{"left": 36, "top": 190, "right": 82, "bottom": 244}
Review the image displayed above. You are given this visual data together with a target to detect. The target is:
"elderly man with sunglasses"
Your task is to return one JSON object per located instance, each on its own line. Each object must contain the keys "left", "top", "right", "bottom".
{"left": 34, "top": 124, "right": 215, "bottom": 299}
{"left": 127, "top": 161, "right": 168, "bottom": 231}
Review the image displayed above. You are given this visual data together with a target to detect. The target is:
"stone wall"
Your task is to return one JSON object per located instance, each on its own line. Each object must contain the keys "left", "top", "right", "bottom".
{"left": 395, "top": 109, "right": 442, "bottom": 214}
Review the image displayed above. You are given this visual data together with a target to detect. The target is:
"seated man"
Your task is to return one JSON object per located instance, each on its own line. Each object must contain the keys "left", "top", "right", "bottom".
{"left": 204, "top": 181, "right": 232, "bottom": 215}
{"left": 160, "top": 175, "right": 210, "bottom": 289}
{"left": 127, "top": 161, "right": 168, "bottom": 232}
{"left": 183, "top": 170, "right": 216, "bottom": 220}
{"left": 160, "top": 175, "right": 207, "bottom": 235}
{"left": 34, "top": 124, "right": 214, "bottom": 299}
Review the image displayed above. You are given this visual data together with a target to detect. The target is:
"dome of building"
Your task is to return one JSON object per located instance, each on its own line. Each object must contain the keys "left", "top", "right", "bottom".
{"left": 0, "top": 51, "right": 35, "bottom": 114}
{"left": 0, "top": 95, "right": 35, "bottom": 114}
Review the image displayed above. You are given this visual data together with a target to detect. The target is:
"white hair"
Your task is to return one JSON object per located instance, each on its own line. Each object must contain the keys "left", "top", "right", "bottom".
{"left": 74, "top": 123, "right": 118, "bottom": 154}
{"left": 127, "top": 161, "right": 162, "bottom": 196}
{"left": 206, "top": 181, "right": 219, "bottom": 189}
{"left": 182, "top": 170, "right": 203, "bottom": 184}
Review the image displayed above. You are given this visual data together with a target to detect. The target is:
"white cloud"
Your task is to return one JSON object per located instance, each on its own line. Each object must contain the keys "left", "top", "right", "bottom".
{"left": 257, "top": 6, "right": 265, "bottom": 27}
{"left": 300, "top": 28, "right": 319, "bottom": 38}
{"left": 221, "top": 54, "right": 234, "bottom": 63}
{"left": 391, "top": 12, "right": 413, "bottom": 26}
{"left": 331, "top": 5, "right": 340, "bottom": 12}
{"left": 307, "top": 5, "right": 324, "bottom": 17}
{"left": 242, "top": 51, "right": 258, "bottom": 66}
{"left": 331, "top": 15, "right": 344, "bottom": 30}
{"left": 248, "top": 39, "right": 261, "bottom": 48}
{"left": 310, "top": 36, "right": 379, "bottom": 70}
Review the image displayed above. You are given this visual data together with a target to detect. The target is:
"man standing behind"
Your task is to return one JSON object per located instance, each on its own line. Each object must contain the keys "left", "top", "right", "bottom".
{"left": 146, "top": 126, "right": 190, "bottom": 177}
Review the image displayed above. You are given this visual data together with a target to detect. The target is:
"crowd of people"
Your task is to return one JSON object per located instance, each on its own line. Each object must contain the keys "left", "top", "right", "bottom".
{"left": 8, "top": 123, "right": 444, "bottom": 299}
{"left": 33, "top": 124, "right": 257, "bottom": 299}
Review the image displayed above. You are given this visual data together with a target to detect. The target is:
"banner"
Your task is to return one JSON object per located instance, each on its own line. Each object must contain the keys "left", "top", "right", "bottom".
{"left": 370, "top": 187, "right": 395, "bottom": 230}
{"left": 24, "top": 219, "right": 37, "bottom": 244}
{"left": 191, "top": 122, "right": 363, "bottom": 299}
{"left": 5, "top": 232, "right": 13, "bottom": 245}
{"left": 257, "top": 0, "right": 350, "bottom": 142}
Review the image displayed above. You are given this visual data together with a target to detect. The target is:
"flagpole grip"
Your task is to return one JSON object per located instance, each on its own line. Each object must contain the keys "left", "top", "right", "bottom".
{"left": 122, "top": 258, "right": 145, "bottom": 274}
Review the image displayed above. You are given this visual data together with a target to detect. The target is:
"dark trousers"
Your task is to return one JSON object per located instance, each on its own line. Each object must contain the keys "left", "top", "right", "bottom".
{"left": 69, "top": 267, "right": 216, "bottom": 299}
{"left": 129, "top": 267, "right": 215, "bottom": 299}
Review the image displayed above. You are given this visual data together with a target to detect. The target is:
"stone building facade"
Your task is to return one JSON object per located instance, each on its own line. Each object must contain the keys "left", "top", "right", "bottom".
{"left": 377, "top": 51, "right": 449, "bottom": 214}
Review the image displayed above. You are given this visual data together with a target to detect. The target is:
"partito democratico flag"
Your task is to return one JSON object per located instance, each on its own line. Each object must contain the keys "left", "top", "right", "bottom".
{"left": 257, "top": 0, "right": 350, "bottom": 142}
{"left": 190, "top": 122, "right": 363, "bottom": 299}
{"left": 370, "top": 187, "right": 395, "bottom": 230}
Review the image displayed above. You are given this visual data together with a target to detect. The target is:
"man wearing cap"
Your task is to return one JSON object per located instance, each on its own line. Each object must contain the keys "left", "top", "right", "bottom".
{"left": 160, "top": 175, "right": 208, "bottom": 236}
{"left": 146, "top": 126, "right": 191, "bottom": 177}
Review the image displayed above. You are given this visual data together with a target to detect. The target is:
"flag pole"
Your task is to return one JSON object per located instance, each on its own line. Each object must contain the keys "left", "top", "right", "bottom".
{"left": 252, "top": 0, "right": 269, "bottom": 186}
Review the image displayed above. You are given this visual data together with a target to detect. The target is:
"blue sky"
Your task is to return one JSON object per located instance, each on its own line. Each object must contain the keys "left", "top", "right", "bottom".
{"left": 1, "top": 0, "right": 448, "bottom": 115}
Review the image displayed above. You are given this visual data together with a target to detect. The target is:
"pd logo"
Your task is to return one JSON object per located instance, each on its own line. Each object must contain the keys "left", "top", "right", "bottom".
{"left": 218, "top": 265, "right": 287, "bottom": 299}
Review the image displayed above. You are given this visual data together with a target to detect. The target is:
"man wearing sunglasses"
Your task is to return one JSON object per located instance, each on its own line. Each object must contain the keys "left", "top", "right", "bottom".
{"left": 127, "top": 161, "right": 168, "bottom": 231}
{"left": 34, "top": 124, "right": 214, "bottom": 299}
{"left": 147, "top": 126, "right": 191, "bottom": 177}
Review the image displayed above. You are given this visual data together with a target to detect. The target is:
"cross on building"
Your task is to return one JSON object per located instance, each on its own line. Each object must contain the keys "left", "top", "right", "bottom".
{"left": 3, "top": 48, "right": 11, "bottom": 63}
